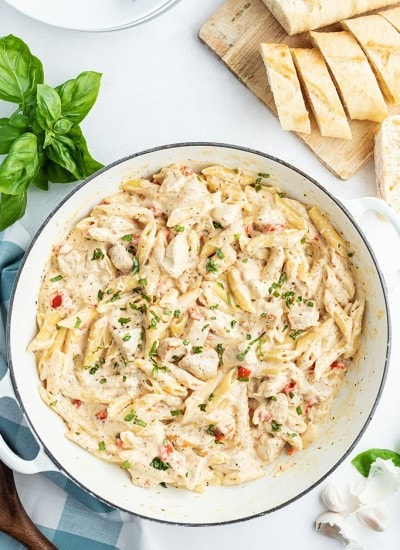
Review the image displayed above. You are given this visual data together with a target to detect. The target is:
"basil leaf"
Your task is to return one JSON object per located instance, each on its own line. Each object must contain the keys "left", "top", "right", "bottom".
{"left": 53, "top": 118, "right": 72, "bottom": 135}
{"left": 36, "top": 83, "right": 62, "bottom": 131}
{"left": 9, "top": 112, "right": 30, "bottom": 130}
{"left": 0, "top": 35, "right": 44, "bottom": 110}
{"left": 0, "top": 132, "right": 39, "bottom": 194}
{"left": 0, "top": 191, "right": 27, "bottom": 231}
{"left": 46, "top": 134, "right": 85, "bottom": 180}
{"left": 47, "top": 161, "right": 75, "bottom": 184}
{"left": 351, "top": 448, "right": 400, "bottom": 477}
{"left": 0, "top": 118, "right": 23, "bottom": 154}
{"left": 55, "top": 71, "right": 102, "bottom": 125}
{"left": 31, "top": 162, "right": 49, "bottom": 190}
{"left": 68, "top": 125, "right": 103, "bottom": 176}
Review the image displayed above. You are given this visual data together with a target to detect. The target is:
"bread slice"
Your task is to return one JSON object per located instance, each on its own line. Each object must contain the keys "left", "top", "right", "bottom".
{"left": 309, "top": 31, "right": 388, "bottom": 122}
{"left": 291, "top": 48, "right": 352, "bottom": 140}
{"left": 375, "top": 115, "right": 400, "bottom": 213}
{"left": 379, "top": 6, "right": 400, "bottom": 31}
{"left": 342, "top": 15, "right": 400, "bottom": 105}
{"left": 260, "top": 43, "right": 311, "bottom": 134}
{"left": 261, "top": 0, "right": 398, "bottom": 36}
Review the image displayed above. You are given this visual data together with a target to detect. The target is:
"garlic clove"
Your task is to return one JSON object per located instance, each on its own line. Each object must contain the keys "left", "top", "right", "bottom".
{"left": 356, "top": 505, "right": 388, "bottom": 532}
{"left": 315, "top": 511, "right": 364, "bottom": 549}
{"left": 321, "top": 482, "right": 348, "bottom": 513}
{"left": 353, "top": 458, "right": 400, "bottom": 507}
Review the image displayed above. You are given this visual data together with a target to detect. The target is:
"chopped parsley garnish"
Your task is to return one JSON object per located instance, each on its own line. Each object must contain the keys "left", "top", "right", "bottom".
{"left": 50, "top": 274, "right": 63, "bottom": 282}
{"left": 278, "top": 272, "right": 287, "bottom": 286}
{"left": 236, "top": 332, "right": 266, "bottom": 361}
{"left": 173, "top": 224, "right": 185, "bottom": 232}
{"left": 348, "top": 252, "right": 354, "bottom": 257}
{"left": 98, "top": 441, "right": 106, "bottom": 451}
{"left": 271, "top": 421, "right": 282, "bottom": 432}
{"left": 132, "top": 256, "right": 140, "bottom": 274}
{"left": 121, "top": 234, "right": 133, "bottom": 242}
{"left": 91, "top": 248, "right": 104, "bottom": 260}
{"left": 289, "top": 330, "right": 305, "bottom": 340}
{"left": 198, "top": 403, "right": 206, "bottom": 412}
{"left": 193, "top": 346, "right": 203, "bottom": 354}
{"left": 138, "top": 278, "right": 147, "bottom": 286}
{"left": 307, "top": 301, "right": 314, "bottom": 307}
{"left": 216, "top": 248, "right": 224, "bottom": 259}
{"left": 149, "top": 318, "right": 158, "bottom": 329}
{"left": 206, "top": 424, "right": 216, "bottom": 436}
{"left": 149, "top": 340, "right": 158, "bottom": 358}
{"left": 289, "top": 391, "right": 295, "bottom": 399}
{"left": 183, "top": 339, "right": 190, "bottom": 346}
{"left": 100, "top": 378, "right": 107, "bottom": 384}
{"left": 230, "top": 319, "right": 237, "bottom": 329}
{"left": 97, "top": 289, "right": 104, "bottom": 300}
{"left": 216, "top": 343, "right": 225, "bottom": 365}
{"left": 118, "top": 317, "right": 130, "bottom": 325}
{"left": 50, "top": 400, "right": 58, "bottom": 407}
{"left": 74, "top": 317, "right": 82, "bottom": 329}
{"left": 296, "top": 405, "right": 303, "bottom": 415}
{"left": 233, "top": 233, "right": 240, "bottom": 241}
{"left": 206, "top": 258, "right": 219, "bottom": 273}
{"left": 150, "top": 310, "right": 160, "bottom": 322}
{"left": 212, "top": 221, "right": 223, "bottom": 229}
{"left": 121, "top": 461, "right": 131, "bottom": 470}
{"left": 226, "top": 291, "right": 232, "bottom": 305}
{"left": 122, "top": 334, "right": 131, "bottom": 342}
{"left": 170, "top": 409, "right": 183, "bottom": 416}
{"left": 89, "top": 364, "right": 100, "bottom": 375}
{"left": 301, "top": 237, "right": 306, "bottom": 244}
{"left": 208, "top": 393, "right": 215, "bottom": 401}
{"left": 173, "top": 309, "right": 180, "bottom": 318}
{"left": 109, "top": 292, "right": 121, "bottom": 302}
{"left": 278, "top": 192, "right": 286, "bottom": 198}
{"left": 254, "top": 172, "right": 270, "bottom": 192}
{"left": 124, "top": 410, "right": 146, "bottom": 427}
{"left": 152, "top": 364, "right": 169, "bottom": 377}
{"left": 210, "top": 304, "right": 219, "bottom": 310}
{"left": 150, "top": 457, "right": 171, "bottom": 471}
{"left": 160, "top": 482, "right": 168, "bottom": 488}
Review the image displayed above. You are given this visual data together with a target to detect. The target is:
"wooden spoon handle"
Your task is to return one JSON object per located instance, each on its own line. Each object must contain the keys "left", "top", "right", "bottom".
{"left": 0, "top": 460, "right": 57, "bottom": 550}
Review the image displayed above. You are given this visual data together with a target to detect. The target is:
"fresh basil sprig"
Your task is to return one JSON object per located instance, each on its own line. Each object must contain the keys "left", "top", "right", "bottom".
{"left": 352, "top": 448, "right": 400, "bottom": 477}
{"left": 0, "top": 34, "right": 103, "bottom": 231}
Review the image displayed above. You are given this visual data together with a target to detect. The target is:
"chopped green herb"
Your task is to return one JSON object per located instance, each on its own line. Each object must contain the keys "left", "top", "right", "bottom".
{"left": 208, "top": 393, "right": 215, "bottom": 401}
{"left": 216, "top": 343, "right": 225, "bottom": 365}
{"left": 246, "top": 334, "right": 252, "bottom": 340}
{"left": 212, "top": 221, "right": 223, "bottom": 229}
{"left": 134, "top": 418, "right": 147, "bottom": 427}
{"left": 97, "top": 289, "right": 104, "bottom": 300}
{"left": 89, "top": 364, "right": 100, "bottom": 375}
{"left": 233, "top": 233, "right": 240, "bottom": 241}
{"left": 152, "top": 364, "right": 169, "bottom": 377}
{"left": 216, "top": 248, "right": 225, "bottom": 259}
{"left": 206, "top": 424, "right": 216, "bottom": 436}
{"left": 206, "top": 258, "right": 219, "bottom": 273}
{"left": 193, "top": 346, "right": 203, "bottom": 354}
{"left": 254, "top": 183, "right": 262, "bottom": 192}
{"left": 160, "top": 482, "right": 168, "bottom": 488}
{"left": 183, "top": 339, "right": 190, "bottom": 346}
{"left": 226, "top": 291, "right": 232, "bottom": 305}
{"left": 273, "top": 291, "right": 280, "bottom": 298}
{"left": 50, "top": 400, "right": 58, "bottom": 407}
{"left": 202, "top": 323, "right": 210, "bottom": 331}
{"left": 301, "top": 237, "right": 306, "bottom": 244}
{"left": 348, "top": 252, "right": 354, "bottom": 257}
{"left": 173, "top": 309, "right": 180, "bottom": 318}
{"left": 270, "top": 396, "right": 277, "bottom": 401}
{"left": 282, "top": 324, "right": 288, "bottom": 332}
{"left": 121, "top": 234, "right": 133, "bottom": 242}
{"left": 307, "top": 301, "right": 314, "bottom": 307}
{"left": 236, "top": 332, "right": 266, "bottom": 361}
{"left": 260, "top": 312, "right": 267, "bottom": 318}
{"left": 242, "top": 258, "right": 248, "bottom": 263}
{"left": 173, "top": 224, "right": 185, "bottom": 232}
{"left": 149, "top": 318, "right": 157, "bottom": 329}
{"left": 106, "top": 289, "right": 114, "bottom": 295}
{"left": 150, "top": 457, "right": 171, "bottom": 471}
{"left": 271, "top": 421, "right": 282, "bottom": 432}
{"left": 109, "top": 292, "right": 121, "bottom": 302}
{"left": 150, "top": 310, "right": 160, "bottom": 322}
{"left": 118, "top": 317, "right": 130, "bottom": 325}
{"left": 122, "top": 375, "right": 127, "bottom": 382}
{"left": 230, "top": 319, "right": 237, "bottom": 329}
{"left": 149, "top": 340, "right": 158, "bottom": 357}
{"left": 122, "top": 334, "right": 131, "bottom": 342}
{"left": 121, "top": 460, "right": 131, "bottom": 470}
{"left": 278, "top": 272, "right": 287, "bottom": 286}
{"left": 138, "top": 278, "right": 147, "bottom": 286}
{"left": 98, "top": 441, "right": 106, "bottom": 451}
{"left": 296, "top": 405, "right": 303, "bottom": 415}
{"left": 132, "top": 256, "right": 140, "bottom": 275}
{"left": 278, "top": 192, "right": 286, "bottom": 198}
{"left": 50, "top": 274, "right": 63, "bottom": 282}
{"left": 99, "top": 378, "right": 107, "bottom": 384}
{"left": 91, "top": 248, "right": 104, "bottom": 260}
{"left": 198, "top": 403, "right": 206, "bottom": 412}
{"left": 289, "top": 391, "right": 295, "bottom": 399}
{"left": 289, "top": 330, "right": 305, "bottom": 340}
{"left": 171, "top": 409, "right": 183, "bottom": 416}
{"left": 74, "top": 317, "right": 82, "bottom": 329}
{"left": 210, "top": 304, "right": 219, "bottom": 310}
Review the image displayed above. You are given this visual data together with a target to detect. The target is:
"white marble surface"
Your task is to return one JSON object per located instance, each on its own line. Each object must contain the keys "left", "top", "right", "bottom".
{"left": 1, "top": 0, "right": 400, "bottom": 548}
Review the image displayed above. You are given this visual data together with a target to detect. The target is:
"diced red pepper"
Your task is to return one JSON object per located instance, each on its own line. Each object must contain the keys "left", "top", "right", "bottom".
{"left": 287, "top": 447, "right": 296, "bottom": 456}
{"left": 305, "top": 398, "right": 318, "bottom": 414}
{"left": 71, "top": 399, "right": 82, "bottom": 408}
{"left": 159, "top": 444, "right": 174, "bottom": 461}
{"left": 238, "top": 367, "right": 252, "bottom": 379}
{"left": 263, "top": 223, "right": 285, "bottom": 233}
{"left": 331, "top": 360, "right": 346, "bottom": 370}
{"left": 51, "top": 294, "right": 62, "bottom": 308}
{"left": 283, "top": 381, "right": 296, "bottom": 395}
{"left": 180, "top": 165, "right": 193, "bottom": 176}
{"left": 95, "top": 409, "right": 108, "bottom": 421}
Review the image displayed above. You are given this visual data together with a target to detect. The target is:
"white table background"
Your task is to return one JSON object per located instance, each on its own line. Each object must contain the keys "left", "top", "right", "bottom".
{"left": 1, "top": 1, "right": 400, "bottom": 549}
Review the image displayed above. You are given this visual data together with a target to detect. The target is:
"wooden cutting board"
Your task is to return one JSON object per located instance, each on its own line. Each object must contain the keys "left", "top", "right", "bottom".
{"left": 199, "top": 0, "right": 400, "bottom": 179}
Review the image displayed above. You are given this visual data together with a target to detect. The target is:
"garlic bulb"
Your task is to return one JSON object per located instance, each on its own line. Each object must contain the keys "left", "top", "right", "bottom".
{"left": 315, "top": 512, "right": 364, "bottom": 549}
{"left": 356, "top": 506, "right": 387, "bottom": 532}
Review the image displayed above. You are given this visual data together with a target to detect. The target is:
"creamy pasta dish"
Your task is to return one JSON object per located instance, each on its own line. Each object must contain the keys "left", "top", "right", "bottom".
{"left": 29, "top": 163, "right": 364, "bottom": 491}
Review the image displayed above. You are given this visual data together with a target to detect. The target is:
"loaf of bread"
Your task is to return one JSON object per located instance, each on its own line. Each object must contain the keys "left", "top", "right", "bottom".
{"left": 261, "top": 0, "right": 398, "bottom": 35}
{"left": 342, "top": 15, "right": 400, "bottom": 104}
{"left": 374, "top": 115, "right": 400, "bottom": 213}
{"left": 309, "top": 31, "right": 388, "bottom": 122}
{"left": 291, "top": 48, "right": 352, "bottom": 140}
{"left": 379, "top": 6, "right": 400, "bottom": 30}
{"left": 260, "top": 43, "right": 311, "bottom": 134}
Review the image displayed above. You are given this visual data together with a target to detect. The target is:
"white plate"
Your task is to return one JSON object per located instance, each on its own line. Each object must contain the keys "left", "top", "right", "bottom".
{"left": 4, "top": 0, "right": 182, "bottom": 32}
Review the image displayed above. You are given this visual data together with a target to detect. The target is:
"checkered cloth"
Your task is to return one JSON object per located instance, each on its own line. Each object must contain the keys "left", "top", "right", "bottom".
{"left": 0, "top": 224, "right": 153, "bottom": 550}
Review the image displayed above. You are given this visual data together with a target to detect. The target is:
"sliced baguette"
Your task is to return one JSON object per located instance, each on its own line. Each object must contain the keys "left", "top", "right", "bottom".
{"left": 309, "top": 31, "right": 388, "bottom": 122}
{"left": 260, "top": 43, "right": 311, "bottom": 134}
{"left": 342, "top": 15, "right": 400, "bottom": 105}
{"left": 379, "top": 6, "right": 400, "bottom": 31}
{"left": 291, "top": 48, "right": 352, "bottom": 140}
{"left": 375, "top": 115, "right": 400, "bottom": 213}
{"left": 261, "top": 0, "right": 398, "bottom": 36}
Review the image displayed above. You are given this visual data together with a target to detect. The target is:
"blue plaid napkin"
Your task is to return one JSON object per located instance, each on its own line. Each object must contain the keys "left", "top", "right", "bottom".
{"left": 0, "top": 224, "right": 150, "bottom": 550}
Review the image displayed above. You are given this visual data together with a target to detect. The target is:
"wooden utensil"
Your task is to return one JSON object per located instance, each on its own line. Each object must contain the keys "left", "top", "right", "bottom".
{"left": 0, "top": 460, "right": 57, "bottom": 549}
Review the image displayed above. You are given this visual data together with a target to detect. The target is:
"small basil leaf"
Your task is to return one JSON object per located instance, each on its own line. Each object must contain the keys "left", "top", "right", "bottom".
{"left": 351, "top": 448, "right": 400, "bottom": 477}
{"left": 67, "top": 125, "right": 103, "bottom": 177}
{"left": 0, "top": 132, "right": 39, "bottom": 195}
{"left": 36, "top": 83, "right": 62, "bottom": 131}
{"left": 47, "top": 161, "right": 75, "bottom": 184}
{"left": 9, "top": 112, "right": 30, "bottom": 129}
{"left": 53, "top": 117, "right": 72, "bottom": 135}
{"left": 55, "top": 71, "right": 102, "bottom": 125}
{"left": 46, "top": 134, "right": 85, "bottom": 180}
{"left": 0, "top": 35, "right": 44, "bottom": 110}
{"left": 0, "top": 119, "right": 23, "bottom": 154}
{"left": 32, "top": 165, "right": 49, "bottom": 190}
{"left": 0, "top": 191, "right": 27, "bottom": 231}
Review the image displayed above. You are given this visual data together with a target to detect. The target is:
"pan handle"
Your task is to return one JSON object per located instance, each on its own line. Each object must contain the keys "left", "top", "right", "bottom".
{"left": 0, "top": 371, "right": 58, "bottom": 474}
{"left": 343, "top": 196, "right": 400, "bottom": 292}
